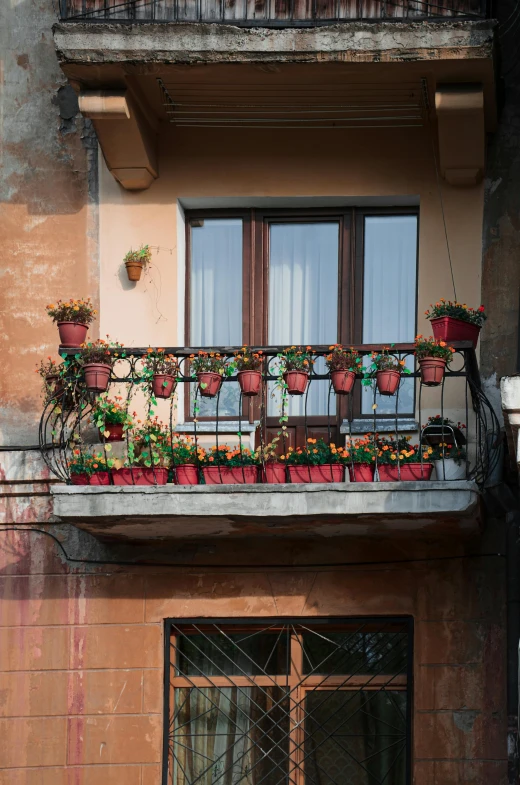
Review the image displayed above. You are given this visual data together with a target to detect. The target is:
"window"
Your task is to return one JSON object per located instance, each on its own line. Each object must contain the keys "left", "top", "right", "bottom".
{"left": 164, "top": 618, "right": 412, "bottom": 785}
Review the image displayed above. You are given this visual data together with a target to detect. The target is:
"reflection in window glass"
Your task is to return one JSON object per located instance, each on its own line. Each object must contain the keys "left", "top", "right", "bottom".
{"left": 362, "top": 215, "right": 418, "bottom": 415}
{"left": 190, "top": 219, "right": 243, "bottom": 416}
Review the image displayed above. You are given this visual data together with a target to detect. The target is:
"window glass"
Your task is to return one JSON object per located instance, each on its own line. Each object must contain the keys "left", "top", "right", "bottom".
{"left": 176, "top": 630, "right": 289, "bottom": 676}
{"left": 302, "top": 629, "right": 408, "bottom": 676}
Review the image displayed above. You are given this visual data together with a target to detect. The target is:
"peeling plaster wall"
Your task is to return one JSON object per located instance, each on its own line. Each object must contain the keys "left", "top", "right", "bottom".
{"left": 0, "top": 0, "right": 98, "bottom": 446}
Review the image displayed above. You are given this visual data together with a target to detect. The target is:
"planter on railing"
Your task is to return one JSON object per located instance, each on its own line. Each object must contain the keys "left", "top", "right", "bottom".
{"left": 98, "top": 423, "right": 124, "bottom": 442}
{"left": 377, "top": 465, "right": 399, "bottom": 482}
{"left": 83, "top": 363, "right": 111, "bottom": 393}
{"left": 288, "top": 465, "right": 345, "bottom": 484}
{"left": 431, "top": 316, "right": 480, "bottom": 348}
{"left": 348, "top": 464, "right": 376, "bottom": 482}
{"left": 202, "top": 466, "right": 259, "bottom": 485}
{"left": 175, "top": 464, "right": 200, "bottom": 485}
{"left": 58, "top": 321, "right": 88, "bottom": 348}
{"left": 112, "top": 467, "right": 168, "bottom": 485}
{"left": 375, "top": 370, "right": 401, "bottom": 396}
{"left": 419, "top": 357, "right": 447, "bottom": 387}
{"left": 330, "top": 370, "right": 356, "bottom": 395}
{"left": 399, "top": 463, "right": 433, "bottom": 481}
{"left": 263, "top": 463, "right": 287, "bottom": 484}
{"left": 283, "top": 371, "right": 309, "bottom": 395}
{"left": 197, "top": 372, "right": 223, "bottom": 398}
{"left": 238, "top": 370, "right": 262, "bottom": 397}
{"left": 152, "top": 374, "right": 177, "bottom": 399}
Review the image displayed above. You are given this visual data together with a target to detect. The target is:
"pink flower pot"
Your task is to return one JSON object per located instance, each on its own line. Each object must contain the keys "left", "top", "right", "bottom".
{"left": 98, "top": 423, "right": 124, "bottom": 442}
{"left": 70, "top": 473, "right": 89, "bottom": 485}
{"left": 288, "top": 465, "right": 345, "bottom": 484}
{"left": 197, "top": 372, "right": 223, "bottom": 398}
{"left": 283, "top": 371, "right": 309, "bottom": 395}
{"left": 175, "top": 464, "right": 199, "bottom": 485}
{"left": 83, "top": 363, "right": 111, "bottom": 393}
{"left": 202, "top": 466, "right": 259, "bottom": 485}
{"left": 263, "top": 463, "right": 287, "bottom": 484}
{"left": 431, "top": 316, "right": 480, "bottom": 349}
{"left": 238, "top": 370, "right": 262, "bottom": 397}
{"left": 112, "top": 467, "right": 168, "bottom": 485}
{"left": 152, "top": 374, "right": 177, "bottom": 399}
{"left": 419, "top": 357, "right": 447, "bottom": 386}
{"left": 376, "top": 370, "right": 401, "bottom": 396}
{"left": 330, "top": 370, "right": 356, "bottom": 395}
{"left": 348, "top": 464, "right": 376, "bottom": 482}
{"left": 399, "top": 463, "right": 433, "bottom": 481}
{"left": 58, "top": 321, "right": 88, "bottom": 348}
{"left": 89, "top": 472, "right": 110, "bottom": 485}
{"left": 377, "top": 465, "right": 399, "bottom": 482}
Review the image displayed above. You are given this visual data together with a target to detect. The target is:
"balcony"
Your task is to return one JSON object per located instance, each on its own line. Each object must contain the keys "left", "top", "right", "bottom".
{"left": 44, "top": 343, "right": 498, "bottom": 542}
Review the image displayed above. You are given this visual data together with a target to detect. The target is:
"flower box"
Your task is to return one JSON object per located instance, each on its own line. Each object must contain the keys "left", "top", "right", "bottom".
{"left": 377, "top": 465, "right": 399, "bottom": 482}
{"left": 263, "top": 463, "right": 287, "bottom": 484}
{"left": 70, "top": 472, "right": 110, "bottom": 486}
{"left": 112, "top": 467, "right": 168, "bottom": 485}
{"left": 431, "top": 316, "right": 480, "bottom": 348}
{"left": 348, "top": 464, "right": 375, "bottom": 482}
{"left": 288, "top": 465, "right": 345, "bottom": 484}
{"left": 399, "top": 463, "right": 433, "bottom": 481}
{"left": 175, "top": 464, "right": 200, "bottom": 485}
{"left": 202, "top": 466, "right": 259, "bottom": 485}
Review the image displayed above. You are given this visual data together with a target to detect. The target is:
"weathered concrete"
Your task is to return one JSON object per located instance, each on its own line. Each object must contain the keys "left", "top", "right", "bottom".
{"left": 53, "top": 19, "right": 496, "bottom": 64}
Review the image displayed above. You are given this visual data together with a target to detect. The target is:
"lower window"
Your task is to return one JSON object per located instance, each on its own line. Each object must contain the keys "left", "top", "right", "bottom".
{"left": 164, "top": 618, "right": 412, "bottom": 785}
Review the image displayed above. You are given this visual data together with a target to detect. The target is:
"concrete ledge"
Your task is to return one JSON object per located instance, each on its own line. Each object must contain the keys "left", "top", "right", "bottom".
{"left": 51, "top": 481, "right": 480, "bottom": 540}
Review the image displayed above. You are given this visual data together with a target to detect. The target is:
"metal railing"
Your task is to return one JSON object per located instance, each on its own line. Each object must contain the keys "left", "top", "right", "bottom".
{"left": 39, "top": 342, "right": 500, "bottom": 488}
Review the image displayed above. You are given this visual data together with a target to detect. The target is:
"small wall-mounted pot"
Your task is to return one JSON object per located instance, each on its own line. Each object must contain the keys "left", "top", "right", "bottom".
{"left": 125, "top": 260, "right": 144, "bottom": 282}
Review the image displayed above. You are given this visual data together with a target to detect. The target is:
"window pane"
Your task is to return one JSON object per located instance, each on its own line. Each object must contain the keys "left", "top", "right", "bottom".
{"left": 268, "top": 222, "right": 339, "bottom": 417}
{"left": 190, "top": 219, "right": 243, "bottom": 416}
{"left": 302, "top": 629, "right": 408, "bottom": 676}
{"left": 176, "top": 631, "right": 289, "bottom": 677}
{"left": 362, "top": 215, "right": 418, "bottom": 415}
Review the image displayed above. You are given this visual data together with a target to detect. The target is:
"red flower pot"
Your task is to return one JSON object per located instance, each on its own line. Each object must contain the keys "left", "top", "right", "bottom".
{"left": 152, "top": 374, "right": 177, "bottom": 399}
{"left": 98, "top": 423, "right": 124, "bottom": 442}
{"left": 263, "top": 463, "right": 287, "bottom": 484}
{"left": 283, "top": 371, "right": 309, "bottom": 395}
{"left": 431, "top": 316, "right": 480, "bottom": 349}
{"left": 238, "top": 370, "right": 262, "bottom": 397}
{"left": 376, "top": 370, "right": 401, "bottom": 396}
{"left": 377, "top": 465, "right": 399, "bottom": 482}
{"left": 58, "top": 321, "right": 88, "bottom": 348}
{"left": 89, "top": 472, "right": 110, "bottom": 485}
{"left": 112, "top": 467, "right": 168, "bottom": 485}
{"left": 288, "top": 465, "right": 345, "bottom": 484}
{"left": 175, "top": 464, "right": 199, "bottom": 485}
{"left": 348, "top": 464, "right": 376, "bottom": 482}
{"left": 83, "top": 363, "right": 111, "bottom": 393}
{"left": 419, "top": 357, "right": 447, "bottom": 387}
{"left": 197, "top": 372, "right": 223, "bottom": 398}
{"left": 330, "top": 370, "right": 356, "bottom": 395}
{"left": 70, "top": 473, "right": 89, "bottom": 485}
{"left": 399, "top": 463, "right": 433, "bottom": 481}
{"left": 202, "top": 466, "right": 259, "bottom": 485}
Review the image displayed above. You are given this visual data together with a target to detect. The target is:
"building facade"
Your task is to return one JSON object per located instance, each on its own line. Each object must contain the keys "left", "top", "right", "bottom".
{"left": 1, "top": 0, "right": 520, "bottom": 783}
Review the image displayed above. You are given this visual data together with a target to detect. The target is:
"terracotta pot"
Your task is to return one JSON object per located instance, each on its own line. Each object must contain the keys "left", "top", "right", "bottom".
{"left": 202, "top": 466, "right": 259, "bottom": 485}
{"left": 376, "top": 369, "right": 401, "bottom": 396}
{"left": 70, "top": 473, "right": 89, "bottom": 485}
{"left": 125, "top": 260, "right": 143, "bottom": 282}
{"left": 112, "top": 467, "right": 168, "bottom": 486}
{"left": 399, "top": 463, "right": 433, "bottom": 481}
{"left": 288, "top": 465, "right": 345, "bottom": 484}
{"left": 58, "top": 321, "right": 88, "bottom": 348}
{"left": 377, "top": 465, "right": 399, "bottom": 482}
{"left": 419, "top": 357, "right": 446, "bottom": 387}
{"left": 263, "top": 463, "right": 287, "bottom": 484}
{"left": 175, "top": 464, "right": 200, "bottom": 485}
{"left": 283, "top": 370, "right": 309, "bottom": 395}
{"left": 434, "top": 458, "right": 466, "bottom": 481}
{"left": 348, "top": 464, "right": 376, "bottom": 482}
{"left": 98, "top": 423, "right": 124, "bottom": 442}
{"left": 83, "top": 362, "right": 111, "bottom": 393}
{"left": 431, "top": 316, "right": 480, "bottom": 349}
{"left": 238, "top": 370, "right": 262, "bottom": 397}
{"left": 330, "top": 370, "right": 356, "bottom": 395}
{"left": 89, "top": 472, "right": 110, "bottom": 486}
{"left": 197, "top": 372, "right": 223, "bottom": 398}
{"left": 152, "top": 374, "right": 177, "bottom": 399}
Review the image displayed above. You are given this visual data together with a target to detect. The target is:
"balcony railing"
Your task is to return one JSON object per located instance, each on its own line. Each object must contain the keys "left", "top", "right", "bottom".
{"left": 59, "top": 0, "right": 489, "bottom": 23}
{"left": 39, "top": 342, "right": 500, "bottom": 489}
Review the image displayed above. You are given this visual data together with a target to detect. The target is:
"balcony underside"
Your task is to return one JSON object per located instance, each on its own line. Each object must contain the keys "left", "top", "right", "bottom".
{"left": 51, "top": 481, "right": 480, "bottom": 542}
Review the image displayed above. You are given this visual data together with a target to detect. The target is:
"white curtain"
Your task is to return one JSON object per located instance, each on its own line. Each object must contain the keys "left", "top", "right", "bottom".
{"left": 361, "top": 216, "right": 418, "bottom": 415}
{"left": 268, "top": 222, "right": 339, "bottom": 417}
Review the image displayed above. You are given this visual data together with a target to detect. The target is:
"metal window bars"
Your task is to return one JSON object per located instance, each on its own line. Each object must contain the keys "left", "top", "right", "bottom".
{"left": 38, "top": 341, "right": 501, "bottom": 488}
{"left": 163, "top": 618, "right": 413, "bottom": 785}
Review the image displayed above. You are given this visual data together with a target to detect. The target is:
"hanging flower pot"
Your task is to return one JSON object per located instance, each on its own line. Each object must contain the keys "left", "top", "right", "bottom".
{"left": 263, "top": 463, "right": 287, "bottom": 484}
{"left": 197, "top": 371, "right": 223, "bottom": 398}
{"left": 83, "top": 363, "right": 111, "bottom": 393}
{"left": 399, "top": 463, "right": 433, "bottom": 481}
{"left": 202, "top": 466, "right": 259, "bottom": 485}
{"left": 124, "top": 245, "right": 152, "bottom": 283}
{"left": 98, "top": 423, "right": 124, "bottom": 442}
{"left": 112, "top": 467, "right": 168, "bottom": 486}
{"left": 330, "top": 370, "right": 356, "bottom": 395}
{"left": 430, "top": 317, "right": 481, "bottom": 349}
{"left": 288, "top": 465, "right": 345, "bottom": 484}
{"left": 377, "top": 465, "right": 399, "bottom": 482}
{"left": 125, "top": 261, "right": 143, "bottom": 282}
{"left": 283, "top": 371, "right": 309, "bottom": 396}
{"left": 348, "top": 464, "right": 376, "bottom": 482}
{"left": 238, "top": 370, "right": 262, "bottom": 397}
{"left": 419, "top": 357, "right": 447, "bottom": 386}
{"left": 152, "top": 374, "right": 177, "bottom": 399}
{"left": 58, "top": 322, "right": 88, "bottom": 348}
{"left": 433, "top": 458, "right": 466, "bottom": 481}
{"left": 175, "top": 464, "right": 200, "bottom": 485}
{"left": 376, "top": 370, "right": 401, "bottom": 396}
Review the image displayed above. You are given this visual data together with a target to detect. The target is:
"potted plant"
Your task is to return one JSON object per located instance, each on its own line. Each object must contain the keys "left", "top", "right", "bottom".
{"left": 201, "top": 445, "right": 260, "bottom": 485}
{"left": 256, "top": 441, "right": 287, "bottom": 484}
{"left": 68, "top": 451, "right": 112, "bottom": 485}
{"left": 79, "top": 337, "right": 123, "bottom": 393}
{"left": 36, "top": 357, "right": 64, "bottom": 401}
{"left": 170, "top": 437, "right": 203, "bottom": 485}
{"left": 325, "top": 346, "right": 363, "bottom": 395}
{"left": 46, "top": 298, "right": 96, "bottom": 348}
{"left": 283, "top": 438, "right": 347, "bottom": 483}
{"left": 344, "top": 437, "right": 377, "bottom": 482}
{"left": 190, "top": 351, "right": 231, "bottom": 398}
{"left": 278, "top": 346, "right": 314, "bottom": 395}
{"left": 422, "top": 416, "right": 466, "bottom": 447}
{"left": 112, "top": 419, "right": 169, "bottom": 485}
{"left": 124, "top": 245, "right": 152, "bottom": 282}
{"left": 368, "top": 348, "right": 409, "bottom": 396}
{"left": 425, "top": 299, "right": 486, "bottom": 348}
{"left": 142, "top": 349, "right": 179, "bottom": 399}
{"left": 232, "top": 347, "right": 264, "bottom": 397}
{"left": 91, "top": 394, "right": 133, "bottom": 442}
{"left": 375, "top": 435, "right": 417, "bottom": 481}
{"left": 414, "top": 336, "right": 455, "bottom": 386}
{"left": 397, "top": 444, "right": 434, "bottom": 481}
{"left": 431, "top": 443, "right": 467, "bottom": 480}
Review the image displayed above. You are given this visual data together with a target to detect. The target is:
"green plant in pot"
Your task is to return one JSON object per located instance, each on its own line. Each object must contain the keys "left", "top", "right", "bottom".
{"left": 278, "top": 346, "right": 315, "bottom": 395}
{"left": 112, "top": 417, "right": 170, "bottom": 486}
{"left": 430, "top": 442, "right": 467, "bottom": 480}
{"left": 344, "top": 436, "right": 378, "bottom": 482}
{"left": 366, "top": 347, "right": 410, "bottom": 397}
{"left": 200, "top": 444, "right": 260, "bottom": 485}
{"left": 91, "top": 394, "right": 133, "bottom": 442}
{"left": 46, "top": 298, "right": 96, "bottom": 348}
{"left": 124, "top": 245, "right": 152, "bottom": 282}
{"left": 170, "top": 436, "right": 204, "bottom": 485}
{"left": 425, "top": 299, "right": 486, "bottom": 348}
{"left": 79, "top": 337, "right": 124, "bottom": 394}
{"left": 142, "top": 348, "right": 179, "bottom": 400}
{"left": 283, "top": 438, "right": 348, "bottom": 483}
{"left": 231, "top": 347, "right": 264, "bottom": 397}
{"left": 36, "top": 357, "right": 64, "bottom": 401}
{"left": 68, "top": 450, "right": 114, "bottom": 486}
{"left": 414, "top": 335, "right": 455, "bottom": 387}
{"left": 325, "top": 345, "right": 363, "bottom": 395}
{"left": 190, "top": 351, "right": 232, "bottom": 398}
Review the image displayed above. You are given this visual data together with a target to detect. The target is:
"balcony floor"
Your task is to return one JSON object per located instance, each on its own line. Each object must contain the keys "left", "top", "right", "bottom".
{"left": 51, "top": 481, "right": 480, "bottom": 541}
